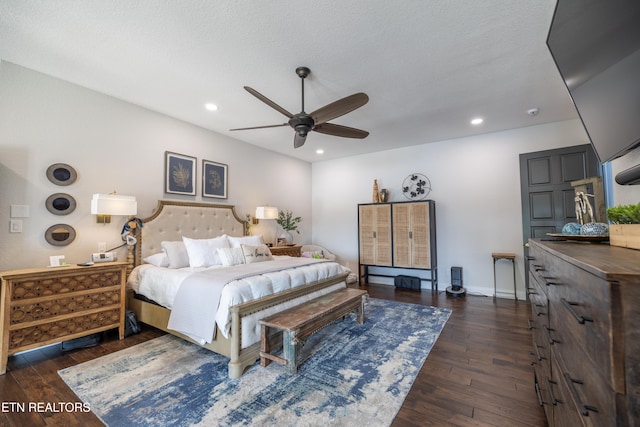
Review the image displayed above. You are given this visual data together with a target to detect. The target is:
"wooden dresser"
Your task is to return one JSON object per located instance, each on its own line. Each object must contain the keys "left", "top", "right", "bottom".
{"left": 0, "top": 262, "right": 127, "bottom": 374}
{"left": 269, "top": 245, "right": 301, "bottom": 257}
{"left": 528, "top": 239, "right": 640, "bottom": 426}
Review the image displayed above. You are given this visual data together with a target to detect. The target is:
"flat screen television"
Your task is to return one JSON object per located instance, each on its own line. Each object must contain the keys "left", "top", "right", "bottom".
{"left": 546, "top": 0, "right": 640, "bottom": 164}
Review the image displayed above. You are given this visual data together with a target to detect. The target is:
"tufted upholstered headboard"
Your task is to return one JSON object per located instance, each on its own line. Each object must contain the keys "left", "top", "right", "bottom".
{"left": 133, "top": 200, "right": 249, "bottom": 266}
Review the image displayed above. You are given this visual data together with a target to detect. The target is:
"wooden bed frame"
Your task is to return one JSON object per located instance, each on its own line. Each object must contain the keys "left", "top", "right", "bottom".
{"left": 125, "top": 200, "right": 347, "bottom": 378}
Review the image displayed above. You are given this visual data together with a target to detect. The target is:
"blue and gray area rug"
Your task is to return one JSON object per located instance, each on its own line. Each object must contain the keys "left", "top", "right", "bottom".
{"left": 59, "top": 298, "right": 451, "bottom": 427}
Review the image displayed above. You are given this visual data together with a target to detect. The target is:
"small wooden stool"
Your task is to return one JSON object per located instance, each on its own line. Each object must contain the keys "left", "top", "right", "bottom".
{"left": 492, "top": 253, "right": 517, "bottom": 300}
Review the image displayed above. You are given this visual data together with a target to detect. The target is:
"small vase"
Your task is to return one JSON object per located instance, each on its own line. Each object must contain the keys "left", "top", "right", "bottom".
{"left": 379, "top": 189, "right": 389, "bottom": 203}
{"left": 372, "top": 179, "right": 380, "bottom": 203}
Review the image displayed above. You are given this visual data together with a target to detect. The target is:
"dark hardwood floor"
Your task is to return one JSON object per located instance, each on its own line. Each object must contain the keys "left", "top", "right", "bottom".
{"left": 1, "top": 284, "right": 547, "bottom": 427}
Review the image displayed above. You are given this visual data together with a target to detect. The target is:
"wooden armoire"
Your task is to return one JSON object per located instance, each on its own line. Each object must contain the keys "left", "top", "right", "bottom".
{"left": 358, "top": 200, "right": 437, "bottom": 290}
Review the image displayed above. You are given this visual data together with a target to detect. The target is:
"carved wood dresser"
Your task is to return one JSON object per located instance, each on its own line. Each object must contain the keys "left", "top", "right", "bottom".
{"left": 269, "top": 245, "right": 302, "bottom": 257}
{"left": 0, "top": 262, "right": 127, "bottom": 374}
{"left": 528, "top": 239, "right": 639, "bottom": 426}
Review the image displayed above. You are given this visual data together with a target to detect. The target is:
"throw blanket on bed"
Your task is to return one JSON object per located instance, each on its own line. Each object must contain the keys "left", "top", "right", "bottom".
{"left": 167, "top": 257, "right": 335, "bottom": 344}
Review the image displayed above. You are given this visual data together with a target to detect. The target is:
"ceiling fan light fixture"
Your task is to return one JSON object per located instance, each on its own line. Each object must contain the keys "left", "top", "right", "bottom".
{"left": 295, "top": 125, "right": 309, "bottom": 136}
{"left": 230, "top": 66, "right": 369, "bottom": 149}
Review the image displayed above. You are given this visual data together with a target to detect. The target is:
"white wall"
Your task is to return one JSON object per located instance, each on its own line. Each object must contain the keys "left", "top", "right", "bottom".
{"left": 0, "top": 62, "right": 312, "bottom": 270}
{"left": 3, "top": 61, "right": 638, "bottom": 290}
{"left": 312, "top": 120, "right": 601, "bottom": 298}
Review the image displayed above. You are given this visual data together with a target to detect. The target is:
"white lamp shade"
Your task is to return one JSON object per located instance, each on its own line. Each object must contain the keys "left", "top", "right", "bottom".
{"left": 255, "top": 206, "right": 278, "bottom": 219}
{"left": 91, "top": 194, "right": 137, "bottom": 216}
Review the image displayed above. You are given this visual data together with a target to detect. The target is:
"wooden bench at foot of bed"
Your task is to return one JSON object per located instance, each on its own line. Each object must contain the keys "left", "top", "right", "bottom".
{"left": 259, "top": 288, "right": 368, "bottom": 374}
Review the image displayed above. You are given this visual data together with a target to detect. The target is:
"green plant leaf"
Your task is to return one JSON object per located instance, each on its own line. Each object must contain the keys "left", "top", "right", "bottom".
{"left": 607, "top": 202, "right": 640, "bottom": 224}
{"left": 277, "top": 210, "right": 302, "bottom": 233}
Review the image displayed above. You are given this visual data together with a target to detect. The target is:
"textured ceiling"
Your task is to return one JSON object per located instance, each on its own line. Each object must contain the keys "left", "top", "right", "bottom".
{"left": 0, "top": 0, "right": 577, "bottom": 162}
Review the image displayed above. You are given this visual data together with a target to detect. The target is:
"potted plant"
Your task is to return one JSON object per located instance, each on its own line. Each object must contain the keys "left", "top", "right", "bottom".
{"left": 607, "top": 202, "right": 640, "bottom": 250}
{"left": 276, "top": 210, "right": 302, "bottom": 244}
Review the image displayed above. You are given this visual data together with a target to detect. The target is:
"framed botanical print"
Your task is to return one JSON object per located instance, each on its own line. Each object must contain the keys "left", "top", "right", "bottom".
{"left": 165, "top": 151, "right": 196, "bottom": 195}
{"left": 202, "top": 159, "right": 228, "bottom": 199}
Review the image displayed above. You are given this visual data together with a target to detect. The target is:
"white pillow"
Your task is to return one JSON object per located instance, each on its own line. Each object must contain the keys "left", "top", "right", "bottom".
{"left": 143, "top": 252, "right": 170, "bottom": 267}
{"left": 217, "top": 247, "right": 246, "bottom": 267}
{"left": 182, "top": 235, "right": 230, "bottom": 268}
{"left": 161, "top": 241, "right": 190, "bottom": 269}
{"left": 241, "top": 244, "right": 273, "bottom": 264}
{"left": 228, "top": 235, "right": 264, "bottom": 248}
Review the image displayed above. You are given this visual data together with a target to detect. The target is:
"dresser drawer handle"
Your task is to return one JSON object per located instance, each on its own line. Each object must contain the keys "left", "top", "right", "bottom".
{"left": 533, "top": 304, "right": 546, "bottom": 317}
{"left": 545, "top": 376, "right": 558, "bottom": 405}
{"left": 527, "top": 319, "right": 537, "bottom": 330}
{"left": 563, "top": 373, "right": 599, "bottom": 416}
{"left": 533, "top": 343, "right": 545, "bottom": 362}
{"left": 526, "top": 256, "right": 536, "bottom": 261}
{"left": 534, "top": 382, "right": 547, "bottom": 406}
{"left": 561, "top": 298, "right": 594, "bottom": 324}
{"left": 527, "top": 287, "right": 537, "bottom": 295}
{"left": 533, "top": 265, "right": 545, "bottom": 271}
{"left": 544, "top": 325, "right": 559, "bottom": 345}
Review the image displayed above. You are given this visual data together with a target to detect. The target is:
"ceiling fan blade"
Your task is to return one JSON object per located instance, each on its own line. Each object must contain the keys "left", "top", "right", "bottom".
{"left": 244, "top": 86, "right": 294, "bottom": 118}
{"left": 230, "top": 123, "right": 288, "bottom": 131}
{"left": 293, "top": 133, "right": 307, "bottom": 149}
{"left": 310, "top": 93, "right": 369, "bottom": 125}
{"left": 313, "top": 123, "right": 369, "bottom": 139}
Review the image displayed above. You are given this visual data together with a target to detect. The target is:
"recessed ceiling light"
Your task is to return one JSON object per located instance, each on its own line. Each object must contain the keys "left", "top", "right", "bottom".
{"left": 471, "top": 118, "right": 483, "bottom": 125}
{"left": 316, "top": 149, "right": 324, "bottom": 154}
{"left": 204, "top": 103, "right": 218, "bottom": 111}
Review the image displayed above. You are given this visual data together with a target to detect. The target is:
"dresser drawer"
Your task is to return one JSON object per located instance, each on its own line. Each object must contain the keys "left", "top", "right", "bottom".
{"left": 530, "top": 316, "right": 550, "bottom": 376}
{"left": 9, "top": 269, "right": 123, "bottom": 301}
{"left": 529, "top": 272, "right": 548, "bottom": 319}
{"left": 533, "top": 369, "right": 554, "bottom": 423}
{"left": 528, "top": 245, "right": 554, "bottom": 299}
{"left": 545, "top": 261, "right": 615, "bottom": 391}
{"left": 553, "top": 353, "right": 615, "bottom": 427}
{"left": 529, "top": 272, "right": 551, "bottom": 389}
{"left": 549, "top": 356, "right": 588, "bottom": 427}
{"left": 8, "top": 308, "right": 121, "bottom": 350}
{"left": 10, "top": 288, "right": 121, "bottom": 325}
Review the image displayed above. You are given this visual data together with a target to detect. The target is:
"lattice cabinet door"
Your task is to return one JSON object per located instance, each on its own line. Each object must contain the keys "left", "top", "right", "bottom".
{"left": 358, "top": 204, "right": 392, "bottom": 266}
{"left": 393, "top": 202, "right": 431, "bottom": 269}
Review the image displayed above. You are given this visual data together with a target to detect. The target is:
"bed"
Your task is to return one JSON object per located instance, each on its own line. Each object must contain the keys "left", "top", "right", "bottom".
{"left": 125, "top": 200, "right": 348, "bottom": 378}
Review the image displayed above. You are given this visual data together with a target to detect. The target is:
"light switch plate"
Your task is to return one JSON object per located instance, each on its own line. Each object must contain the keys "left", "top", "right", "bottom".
{"left": 10, "top": 205, "right": 30, "bottom": 218}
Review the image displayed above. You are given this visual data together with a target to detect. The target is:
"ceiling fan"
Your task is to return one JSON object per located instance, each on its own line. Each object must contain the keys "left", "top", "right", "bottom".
{"left": 230, "top": 66, "right": 369, "bottom": 148}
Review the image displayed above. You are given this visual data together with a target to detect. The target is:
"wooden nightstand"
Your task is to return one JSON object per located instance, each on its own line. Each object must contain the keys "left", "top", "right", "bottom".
{"left": 0, "top": 262, "right": 127, "bottom": 374}
{"left": 269, "top": 245, "right": 302, "bottom": 257}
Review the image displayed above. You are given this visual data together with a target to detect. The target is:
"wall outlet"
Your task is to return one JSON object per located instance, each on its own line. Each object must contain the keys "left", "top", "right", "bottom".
{"left": 98, "top": 242, "right": 106, "bottom": 252}
{"left": 10, "top": 220, "right": 23, "bottom": 233}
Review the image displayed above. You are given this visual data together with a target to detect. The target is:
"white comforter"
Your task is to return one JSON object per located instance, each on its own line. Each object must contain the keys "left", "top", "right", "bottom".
{"left": 127, "top": 257, "right": 346, "bottom": 345}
